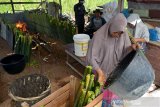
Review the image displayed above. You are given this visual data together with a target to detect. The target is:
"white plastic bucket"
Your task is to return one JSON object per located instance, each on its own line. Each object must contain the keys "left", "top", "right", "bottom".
{"left": 73, "top": 34, "right": 90, "bottom": 57}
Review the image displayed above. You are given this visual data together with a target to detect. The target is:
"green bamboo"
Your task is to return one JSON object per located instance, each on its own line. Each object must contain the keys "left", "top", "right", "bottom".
{"left": 74, "top": 81, "right": 85, "bottom": 107}
{"left": 87, "top": 66, "right": 93, "bottom": 74}
{"left": 85, "top": 74, "right": 91, "bottom": 90}
{"left": 83, "top": 91, "right": 93, "bottom": 105}
{"left": 82, "top": 66, "right": 93, "bottom": 81}
{"left": 28, "top": 36, "right": 32, "bottom": 63}
{"left": 87, "top": 98, "right": 93, "bottom": 104}
{"left": 90, "top": 92, "right": 95, "bottom": 100}
{"left": 78, "top": 89, "right": 87, "bottom": 107}
{"left": 20, "top": 35, "right": 24, "bottom": 55}
{"left": 88, "top": 74, "right": 95, "bottom": 91}
{"left": 82, "top": 66, "right": 89, "bottom": 81}
{"left": 13, "top": 28, "right": 32, "bottom": 63}
{"left": 95, "top": 86, "right": 101, "bottom": 97}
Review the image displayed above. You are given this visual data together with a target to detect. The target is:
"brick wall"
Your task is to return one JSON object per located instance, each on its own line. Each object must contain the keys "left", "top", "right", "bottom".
{"left": 145, "top": 42, "right": 160, "bottom": 86}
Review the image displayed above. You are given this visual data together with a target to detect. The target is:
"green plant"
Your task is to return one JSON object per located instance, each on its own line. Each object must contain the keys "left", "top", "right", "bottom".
{"left": 24, "top": 12, "right": 76, "bottom": 44}
{"left": 27, "top": 59, "right": 39, "bottom": 68}
{"left": 14, "top": 28, "right": 32, "bottom": 63}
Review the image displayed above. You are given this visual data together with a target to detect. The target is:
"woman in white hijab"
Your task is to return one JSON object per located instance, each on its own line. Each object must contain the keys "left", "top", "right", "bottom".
{"left": 127, "top": 13, "right": 149, "bottom": 51}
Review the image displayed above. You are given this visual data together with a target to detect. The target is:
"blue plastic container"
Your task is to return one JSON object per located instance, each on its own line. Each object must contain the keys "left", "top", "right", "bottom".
{"left": 121, "top": 9, "right": 129, "bottom": 18}
{"left": 149, "top": 29, "right": 159, "bottom": 41}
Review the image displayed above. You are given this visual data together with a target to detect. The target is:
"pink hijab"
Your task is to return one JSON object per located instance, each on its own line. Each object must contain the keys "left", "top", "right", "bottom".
{"left": 86, "top": 13, "right": 131, "bottom": 77}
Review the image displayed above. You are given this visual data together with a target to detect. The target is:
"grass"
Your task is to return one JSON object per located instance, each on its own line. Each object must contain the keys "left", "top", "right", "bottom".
{"left": 0, "top": 0, "right": 128, "bottom": 14}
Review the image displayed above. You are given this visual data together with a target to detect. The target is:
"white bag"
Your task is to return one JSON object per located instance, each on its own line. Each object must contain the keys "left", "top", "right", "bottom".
{"left": 101, "top": 0, "right": 118, "bottom": 23}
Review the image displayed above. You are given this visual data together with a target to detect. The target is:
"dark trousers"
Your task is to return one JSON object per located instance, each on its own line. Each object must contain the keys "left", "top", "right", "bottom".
{"left": 84, "top": 28, "right": 96, "bottom": 39}
{"left": 77, "top": 23, "right": 84, "bottom": 34}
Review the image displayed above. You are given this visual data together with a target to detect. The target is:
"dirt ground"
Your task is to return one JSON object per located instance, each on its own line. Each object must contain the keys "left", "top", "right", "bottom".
{"left": 0, "top": 37, "right": 81, "bottom": 104}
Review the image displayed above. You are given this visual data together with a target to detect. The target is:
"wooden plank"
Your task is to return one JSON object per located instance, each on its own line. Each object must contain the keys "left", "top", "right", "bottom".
{"left": 66, "top": 61, "right": 83, "bottom": 77}
{"left": 142, "top": 18, "right": 160, "bottom": 23}
{"left": 32, "top": 83, "right": 70, "bottom": 107}
{"left": 94, "top": 101, "right": 102, "bottom": 107}
{"left": 60, "top": 102, "right": 67, "bottom": 107}
{"left": 74, "top": 77, "right": 81, "bottom": 99}
{"left": 69, "top": 75, "right": 76, "bottom": 107}
{"left": 85, "top": 93, "right": 103, "bottom": 107}
{"left": 0, "top": 99, "right": 12, "bottom": 107}
{"left": 45, "top": 90, "right": 70, "bottom": 107}
{"left": 69, "top": 75, "right": 80, "bottom": 107}
{"left": 65, "top": 49, "right": 86, "bottom": 66}
{"left": 147, "top": 42, "right": 160, "bottom": 48}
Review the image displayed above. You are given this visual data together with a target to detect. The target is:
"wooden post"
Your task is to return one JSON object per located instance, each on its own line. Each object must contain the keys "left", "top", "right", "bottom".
{"left": 59, "top": 0, "right": 62, "bottom": 17}
{"left": 69, "top": 75, "right": 80, "bottom": 107}
{"left": 118, "top": 0, "right": 124, "bottom": 12}
{"left": 10, "top": 0, "right": 15, "bottom": 14}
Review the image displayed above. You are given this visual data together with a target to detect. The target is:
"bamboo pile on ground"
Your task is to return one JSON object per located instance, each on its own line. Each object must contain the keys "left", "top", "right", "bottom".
{"left": 14, "top": 28, "right": 32, "bottom": 63}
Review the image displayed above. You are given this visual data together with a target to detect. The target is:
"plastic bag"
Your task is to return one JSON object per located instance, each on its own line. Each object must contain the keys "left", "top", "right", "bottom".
{"left": 102, "top": 89, "right": 124, "bottom": 107}
{"left": 155, "top": 27, "right": 160, "bottom": 40}
{"left": 101, "top": 0, "right": 118, "bottom": 23}
{"left": 149, "top": 29, "right": 159, "bottom": 41}
{"left": 122, "top": 9, "right": 130, "bottom": 18}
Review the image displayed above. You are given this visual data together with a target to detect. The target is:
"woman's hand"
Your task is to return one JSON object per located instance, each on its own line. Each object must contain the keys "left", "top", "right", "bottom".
{"left": 131, "top": 43, "right": 140, "bottom": 50}
{"left": 134, "top": 38, "right": 146, "bottom": 43}
{"left": 96, "top": 68, "right": 106, "bottom": 84}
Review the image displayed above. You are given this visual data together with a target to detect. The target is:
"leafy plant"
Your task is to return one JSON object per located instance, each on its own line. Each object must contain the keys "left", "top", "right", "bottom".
{"left": 24, "top": 12, "right": 76, "bottom": 44}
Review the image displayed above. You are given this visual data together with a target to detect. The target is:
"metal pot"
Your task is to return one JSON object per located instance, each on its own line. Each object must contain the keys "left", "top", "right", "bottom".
{"left": 0, "top": 54, "right": 26, "bottom": 74}
{"left": 104, "top": 50, "right": 155, "bottom": 100}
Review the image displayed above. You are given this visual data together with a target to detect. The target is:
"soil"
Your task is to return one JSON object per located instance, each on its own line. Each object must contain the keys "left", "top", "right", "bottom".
{"left": 0, "top": 37, "right": 81, "bottom": 103}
